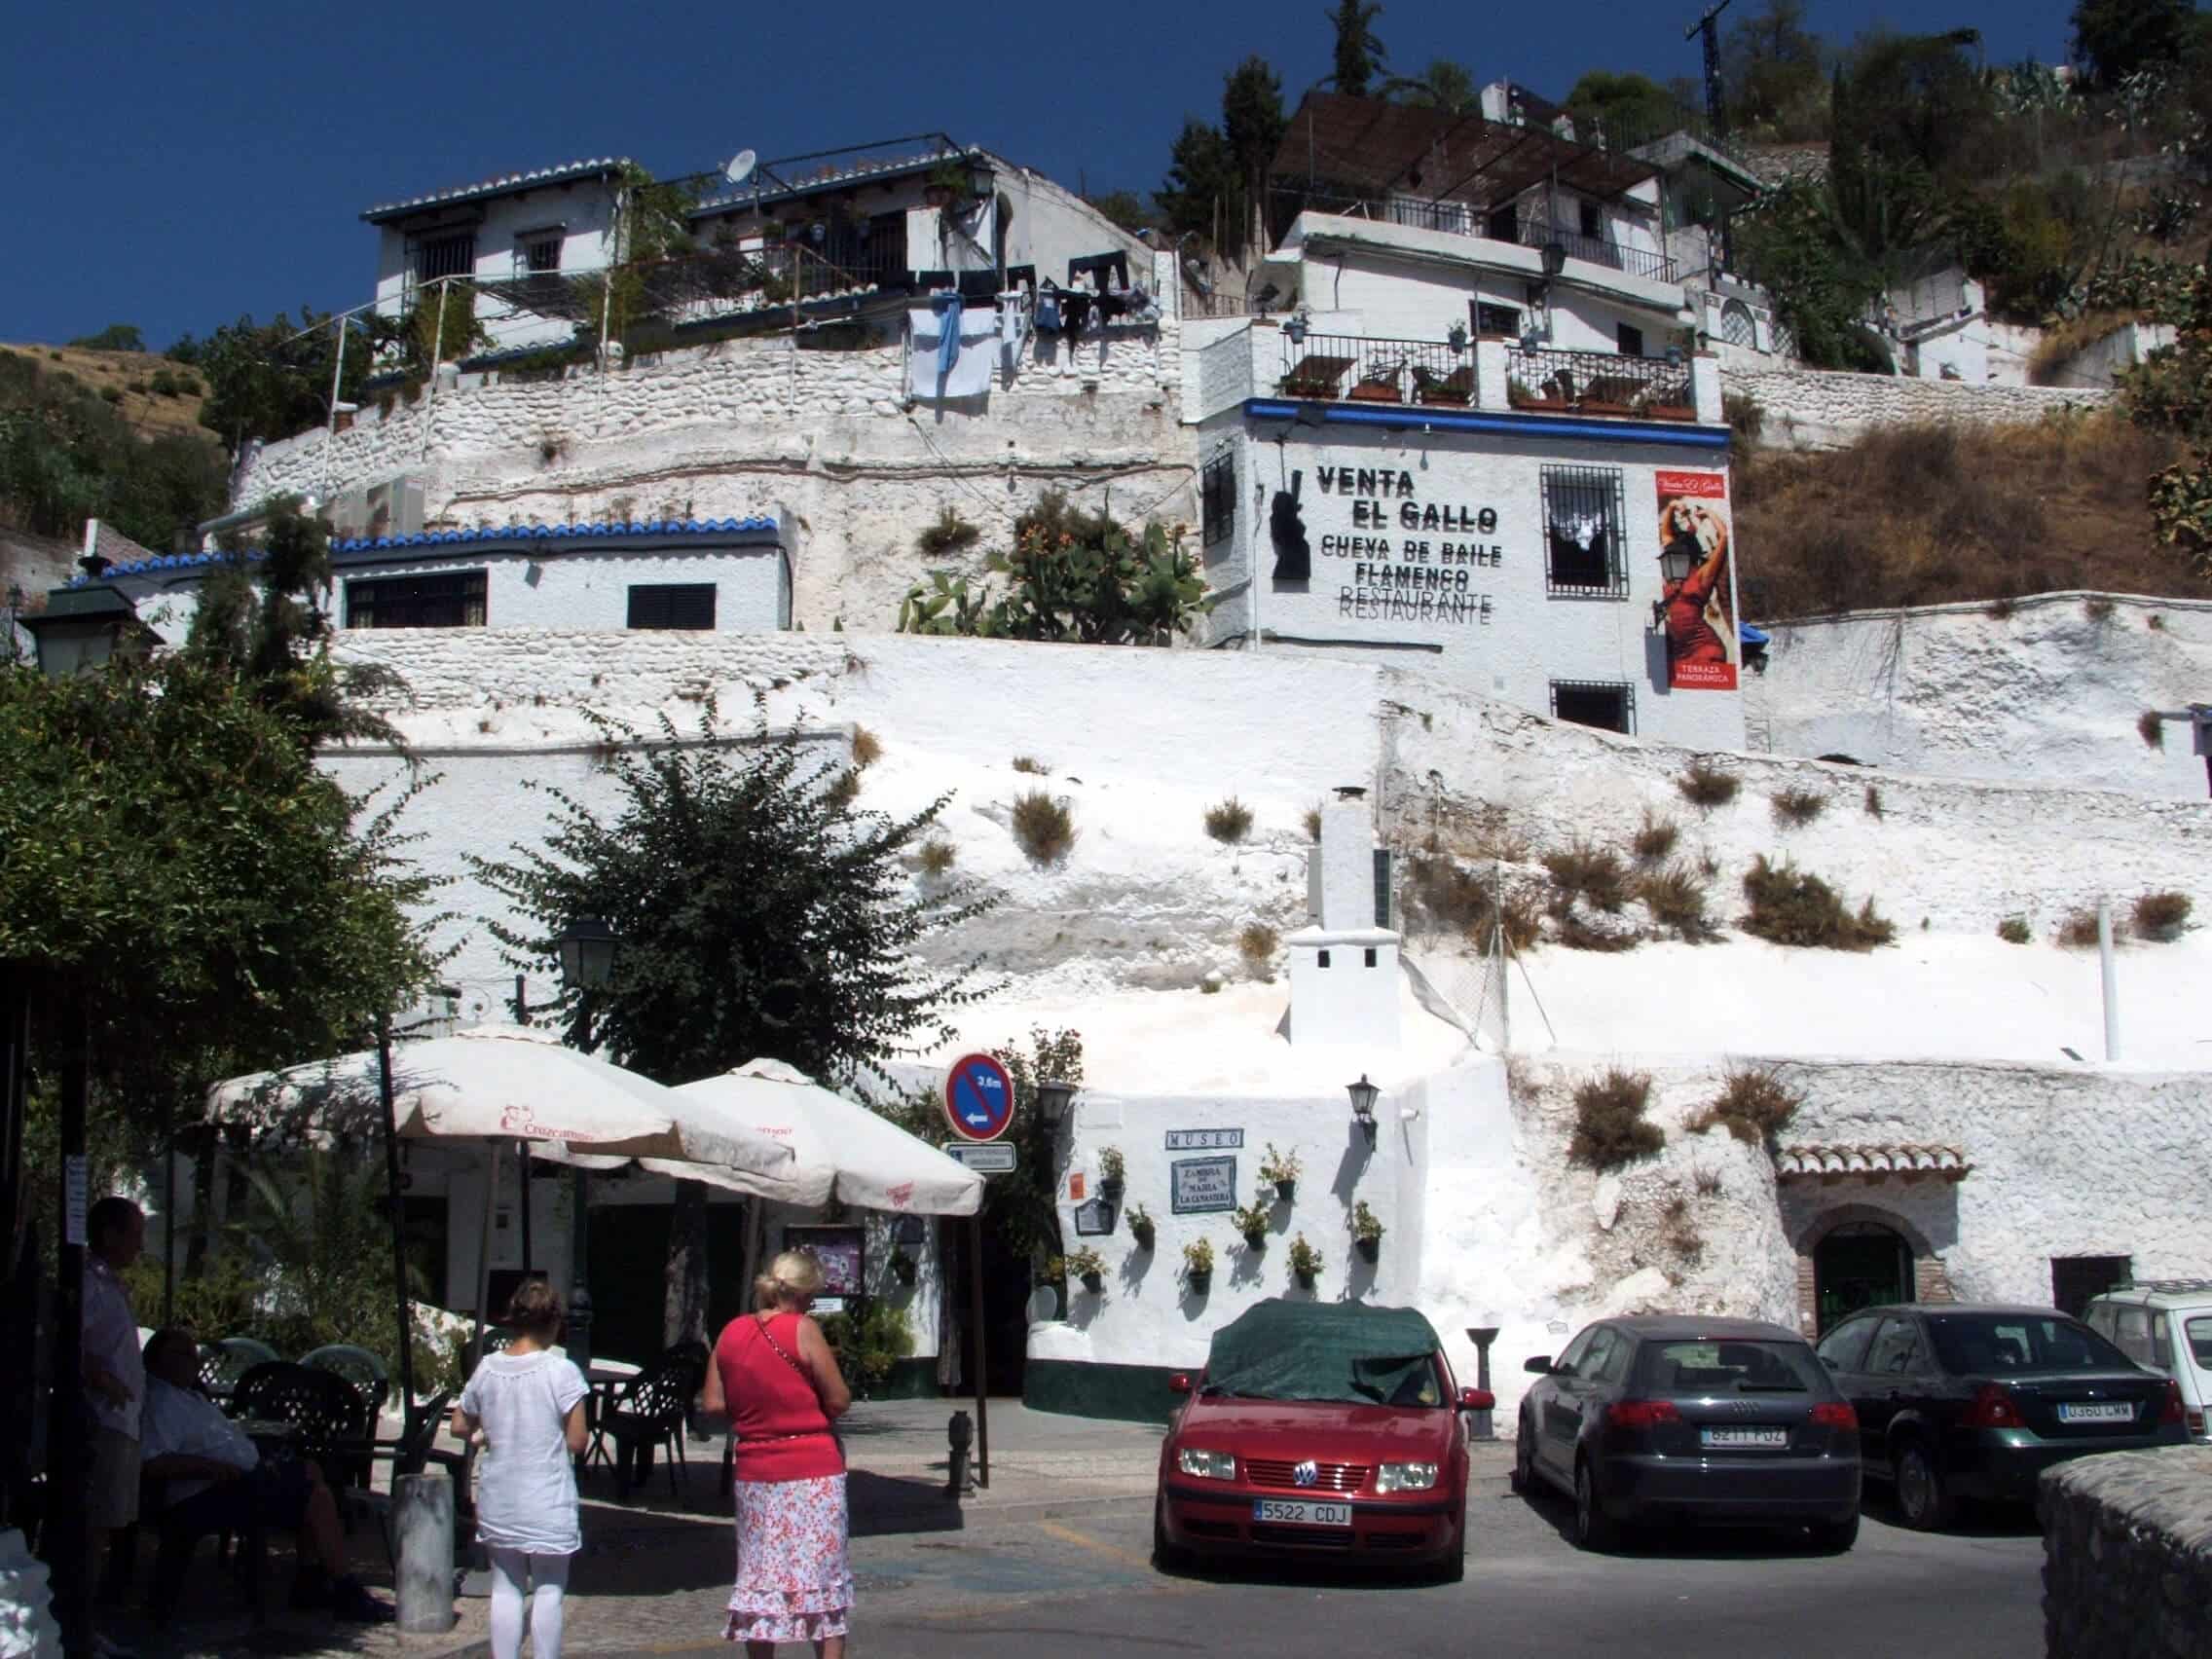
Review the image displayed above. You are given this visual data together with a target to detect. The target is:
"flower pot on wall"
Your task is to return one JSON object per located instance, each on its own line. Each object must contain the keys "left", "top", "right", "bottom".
{"left": 1273, "top": 1179, "right": 1296, "bottom": 1203}
{"left": 1355, "top": 1235, "right": 1380, "bottom": 1264}
{"left": 1241, "top": 1230, "right": 1268, "bottom": 1252}
{"left": 1186, "top": 1270, "right": 1212, "bottom": 1296}
{"left": 1295, "top": 1270, "right": 1317, "bottom": 1290}
{"left": 1100, "top": 1177, "right": 1124, "bottom": 1202}
{"left": 1081, "top": 1272, "right": 1105, "bottom": 1295}
{"left": 1130, "top": 1223, "right": 1155, "bottom": 1252}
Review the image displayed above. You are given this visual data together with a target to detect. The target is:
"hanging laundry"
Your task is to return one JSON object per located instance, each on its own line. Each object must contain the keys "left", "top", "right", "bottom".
{"left": 1035, "top": 289, "right": 1061, "bottom": 331}
{"left": 935, "top": 294, "right": 965, "bottom": 382}
{"left": 907, "top": 301, "right": 1001, "bottom": 399}
{"left": 1057, "top": 290, "right": 1094, "bottom": 346}
{"left": 1066, "top": 251, "right": 1130, "bottom": 291}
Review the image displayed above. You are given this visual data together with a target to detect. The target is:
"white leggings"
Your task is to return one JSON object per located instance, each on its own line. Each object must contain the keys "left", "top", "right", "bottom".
{"left": 488, "top": 1547, "right": 571, "bottom": 1659}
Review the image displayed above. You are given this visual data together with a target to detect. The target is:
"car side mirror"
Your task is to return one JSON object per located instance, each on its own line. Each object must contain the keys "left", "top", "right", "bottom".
{"left": 1524, "top": 1355, "right": 1554, "bottom": 1376}
{"left": 1458, "top": 1386, "right": 1494, "bottom": 1411}
{"left": 1167, "top": 1373, "right": 1192, "bottom": 1395}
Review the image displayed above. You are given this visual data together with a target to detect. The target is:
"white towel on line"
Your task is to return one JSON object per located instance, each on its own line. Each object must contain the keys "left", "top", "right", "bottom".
{"left": 907, "top": 304, "right": 1001, "bottom": 399}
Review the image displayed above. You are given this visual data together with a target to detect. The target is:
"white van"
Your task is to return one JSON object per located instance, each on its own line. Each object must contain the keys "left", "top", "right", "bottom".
{"left": 2083, "top": 1280, "right": 2212, "bottom": 1443}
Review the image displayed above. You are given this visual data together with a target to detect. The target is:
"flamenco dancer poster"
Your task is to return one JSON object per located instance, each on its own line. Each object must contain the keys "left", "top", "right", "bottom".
{"left": 1654, "top": 470, "right": 1740, "bottom": 691}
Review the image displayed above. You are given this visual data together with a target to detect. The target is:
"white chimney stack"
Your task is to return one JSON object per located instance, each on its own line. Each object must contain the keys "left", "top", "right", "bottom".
{"left": 1286, "top": 787, "right": 1401, "bottom": 1049}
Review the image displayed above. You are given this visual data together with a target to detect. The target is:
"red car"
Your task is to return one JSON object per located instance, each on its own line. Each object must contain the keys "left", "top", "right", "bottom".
{"left": 1153, "top": 1299, "right": 1491, "bottom": 1581}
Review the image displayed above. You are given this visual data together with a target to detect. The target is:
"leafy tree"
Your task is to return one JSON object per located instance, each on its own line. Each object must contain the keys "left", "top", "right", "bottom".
{"left": 1564, "top": 70, "right": 1685, "bottom": 148}
{"left": 1087, "top": 190, "right": 1157, "bottom": 234}
{"left": 1156, "top": 119, "right": 1241, "bottom": 241}
{"left": 177, "top": 309, "right": 378, "bottom": 457}
{"left": 471, "top": 698, "right": 998, "bottom": 1342}
{"left": 897, "top": 491, "right": 1213, "bottom": 644}
{"left": 1222, "top": 56, "right": 1288, "bottom": 247}
{"left": 0, "top": 351, "right": 226, "bottom": 550}
{"left": 1385, "top": 59, "right": 1479, "bottom": 114}
{"left": 2071, "top": 0, "right": 2197, "bottom": 86}
{"left": 1721, "top": 0, "right": 1828, "bottom": 138}
{"left": 66, "top": 324, "right": 145, "bottom": 353}
{"left": 1732, "top": 177, "right": 1892, "bottom": 371}
{"left": 1326, "top": 0, "right": 1386, "bottom": 98}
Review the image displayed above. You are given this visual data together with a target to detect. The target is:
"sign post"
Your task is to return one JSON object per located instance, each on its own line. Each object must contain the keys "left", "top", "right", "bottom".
{"left": 941, "top": 1052, "right": 1014, "bottom": 1491}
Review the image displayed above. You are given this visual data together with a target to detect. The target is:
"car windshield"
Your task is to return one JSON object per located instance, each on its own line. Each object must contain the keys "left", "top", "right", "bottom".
{"left": 1640, "top": 1339, "right": 1824, "bottom": 1393}
{"left": 1201, "top": 1300, "right": 1449, "bottom": 1407}
{"left": 2186, "top": 1316, "right": 2212, "bottom": 1373}
{"left": 1926, "top": 1313, "right": 2131, "bottom": 1376}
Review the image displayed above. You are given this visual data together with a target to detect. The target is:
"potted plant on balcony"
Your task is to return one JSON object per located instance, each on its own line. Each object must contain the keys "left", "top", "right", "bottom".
{"left": 1233, "top": 1198, "right": 1272, "bottom": 1251}
{"left": 1260, "top": 1144, "right": 1301, "bottom": 1204}
{"left": 1350, "top": 1200, "right": 1385, "bottom": 1263}
{"left": 1288, "top": 1234, "right": 1326, "bottom": 1290}
{"left": 1508, "top": 377, "right": 1568, "bottom": 413}
{"left": 1097, "top": 1146, "right": 1125, "bottom": 1202}
{"left": 1127, "top": 1203, "right": 1156, "bottom": 1253}
{"left": 923, "top": 157, "right": 978, "bottom": 210}
{"left": 1060, "top": 1245, "right": 1108, "bottom": 1296}
{"left": 1182, "top": 1236, "right": 1214, "bottom": 1295}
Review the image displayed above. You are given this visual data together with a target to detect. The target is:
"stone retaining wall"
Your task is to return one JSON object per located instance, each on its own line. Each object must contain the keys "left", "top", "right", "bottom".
{"left": 1723, "top": 364, "right": 2116, "bottom": 451}
{"left": 2042, "top": 1446, "right": 2212, "bottom": 1659}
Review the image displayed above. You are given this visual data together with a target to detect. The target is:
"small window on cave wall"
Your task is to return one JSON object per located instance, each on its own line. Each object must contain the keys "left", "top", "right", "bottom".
{"left": 1550, "top": 681, "right": 1635, "bottom": 735}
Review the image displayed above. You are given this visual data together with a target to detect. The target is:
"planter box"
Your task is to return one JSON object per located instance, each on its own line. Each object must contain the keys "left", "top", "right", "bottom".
{"left": 1648, "top": 403, "right": 1696, "bottom": 422}
{"left": 1346, "top": 382, "right": 1405, "bottom": 404}
{"left": 1510, "top": 392, "right": 1570, "bottom": 413}
{"left": 1579, "top": 399, "right": 1635, "bottom": 417}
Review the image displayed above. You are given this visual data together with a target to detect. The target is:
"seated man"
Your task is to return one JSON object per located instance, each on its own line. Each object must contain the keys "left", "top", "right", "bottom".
{"left": 137, "top": 1329, "right": 391, "bottom": 1622}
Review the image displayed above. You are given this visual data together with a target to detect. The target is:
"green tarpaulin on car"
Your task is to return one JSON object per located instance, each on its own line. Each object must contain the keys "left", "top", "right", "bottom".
{"left": 1202, "top": 1299, "right": 1446, "bottom": 1407}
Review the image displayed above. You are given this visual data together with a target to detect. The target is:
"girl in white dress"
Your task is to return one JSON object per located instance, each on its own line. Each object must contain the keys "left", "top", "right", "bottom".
{"left": 455, "top": 1280, "right": 590, "bottom": 1659}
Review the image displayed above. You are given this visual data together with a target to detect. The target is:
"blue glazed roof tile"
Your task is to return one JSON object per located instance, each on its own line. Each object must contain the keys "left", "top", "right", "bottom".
{"left": 79, "top": 516, "right": 780, "bottom": 580}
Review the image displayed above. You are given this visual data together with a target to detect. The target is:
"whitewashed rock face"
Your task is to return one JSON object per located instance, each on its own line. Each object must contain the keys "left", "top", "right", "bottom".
{"left": 1720, "top": 364, "right": 2115, "bottom": 451}
{"left": 1744, "top": 592, "right": 2212, "bottom": 800}
{"left": 2042, "top": 1447, "right": 2212, "bottom": 1659}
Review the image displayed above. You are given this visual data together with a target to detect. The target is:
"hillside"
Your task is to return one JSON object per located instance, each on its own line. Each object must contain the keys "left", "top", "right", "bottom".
{"left": 0, "top": 342, "right": 211, "bottom": 440}
{"left": 1733, "top": 415, "right": 2210, "bottom": 620}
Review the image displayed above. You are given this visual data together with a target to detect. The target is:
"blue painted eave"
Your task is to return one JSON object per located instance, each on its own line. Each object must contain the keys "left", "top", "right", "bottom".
{"left": 1242, "top": 398, "right": 1732, "bottom": 450}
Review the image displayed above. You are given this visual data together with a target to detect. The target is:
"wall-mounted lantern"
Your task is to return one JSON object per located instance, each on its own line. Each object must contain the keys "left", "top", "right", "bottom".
{"left": 22, "top": 583, "right": 153, "bottom": 678}
{"left": 1346, "top": 1074, "right": 1381, "bottom": 1142}
{"left": 1036, "top": 1079, "right": 1077, "bottom": 1125}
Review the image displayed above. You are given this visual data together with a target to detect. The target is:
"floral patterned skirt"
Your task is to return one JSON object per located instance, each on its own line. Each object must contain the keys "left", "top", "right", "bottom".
{"left": 724, "top": 1473, "right": 853, "bottom": 1644}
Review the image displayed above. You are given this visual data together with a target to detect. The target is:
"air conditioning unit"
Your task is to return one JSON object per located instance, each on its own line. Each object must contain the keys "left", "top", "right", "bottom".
{"left": 362, "top": 476, "right": 426, "bottom": 539}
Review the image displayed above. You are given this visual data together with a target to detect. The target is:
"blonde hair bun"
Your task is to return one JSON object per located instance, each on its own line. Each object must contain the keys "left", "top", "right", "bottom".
{"left": 755, "top": 1248, "right": 828, "bottom": 1309}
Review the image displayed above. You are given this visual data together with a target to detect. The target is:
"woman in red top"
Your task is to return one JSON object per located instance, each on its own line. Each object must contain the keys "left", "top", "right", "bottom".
{"left": 700, "top": 1249, "right": 854, "bottom": 1656}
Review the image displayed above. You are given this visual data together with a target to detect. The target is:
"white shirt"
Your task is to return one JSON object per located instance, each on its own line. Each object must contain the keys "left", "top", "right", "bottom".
{"left": 83, "top": 1257, "right": 144, "bottom": 1439}
{"left": 460, "top": 1349, "right": 588, "bottom": 1555}
{"left": 141, "top": 1379, "right": 258, "bottom": 1506}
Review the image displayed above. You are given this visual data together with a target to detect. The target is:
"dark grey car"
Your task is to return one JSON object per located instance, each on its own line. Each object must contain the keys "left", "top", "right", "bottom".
{"left": 1512, "top": 1314, "right": 1862, "bottom": 1553}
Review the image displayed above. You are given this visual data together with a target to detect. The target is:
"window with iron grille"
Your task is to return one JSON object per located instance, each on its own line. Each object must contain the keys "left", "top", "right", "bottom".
{"left": 1616, "top": 322, "right": 1645, "bottom": 357}
{"left": 1201, "top": 452, "right": 1235, "bottom": 545}
{"left": 345, "top": 569, "right": 487, "bottom": 630}
{"left": 1550, "top": 681, "right": 1635, "bottom": 734}
{"left": 1541, "top": 465, "right": 1629, "bottom": 597}
{"left": 627, "top": 583, "right": 718, "bottom": 631}
{"left": 517, "top": 232, "right": 563, "bottom": 275}
{"left": 1473, "top": 302, "right": 1520, "bottom": 337}
{"left": 413, "top": 233, "right": 477, "bottom": 283}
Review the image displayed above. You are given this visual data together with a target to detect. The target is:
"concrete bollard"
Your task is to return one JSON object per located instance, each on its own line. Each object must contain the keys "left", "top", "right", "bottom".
{"left": 393, "top": 1470, "right": 457, "bottom": 1635}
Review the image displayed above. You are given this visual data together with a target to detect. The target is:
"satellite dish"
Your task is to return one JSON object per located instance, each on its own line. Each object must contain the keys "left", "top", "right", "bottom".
{"left": 724, "top": 149, "right": 756, "bottom": 187}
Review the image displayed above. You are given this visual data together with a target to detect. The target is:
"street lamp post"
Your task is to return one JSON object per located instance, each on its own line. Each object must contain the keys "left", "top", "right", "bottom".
{"left": 552, "top": 917, "right": 620, "bottom": 1374}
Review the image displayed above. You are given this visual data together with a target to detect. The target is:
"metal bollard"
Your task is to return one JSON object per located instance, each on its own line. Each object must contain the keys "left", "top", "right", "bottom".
{"left": 945, "top": 1410, "right": 974, "bottom": 1497}
{"left": 1466, "top": 1326, "right": 1501, "bottom": 1442}
{"left": 393, "top": 1469, "right": 457, "bottom": 1634}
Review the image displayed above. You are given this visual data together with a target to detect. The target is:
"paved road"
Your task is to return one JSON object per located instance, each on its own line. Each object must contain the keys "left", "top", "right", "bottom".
{"left": 606, "top": 1464, "right": 2045, "bottom": 1658}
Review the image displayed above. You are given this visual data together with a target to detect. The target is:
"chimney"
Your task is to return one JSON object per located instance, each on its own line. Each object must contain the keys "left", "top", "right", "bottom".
{"left": 1286, "top": 787, "right": 1401, "bottom": 1050}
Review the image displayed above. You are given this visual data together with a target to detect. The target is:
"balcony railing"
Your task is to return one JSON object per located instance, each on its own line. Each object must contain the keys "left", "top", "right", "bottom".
{"left": 1279, "top": 333, "right": 1477, "bottom": 406}
{"left": 1505, "top": 345, "right": 1693, "bottom": 418}
{"left": 1274, "top": 192, "right": 1679, "bottom": 285}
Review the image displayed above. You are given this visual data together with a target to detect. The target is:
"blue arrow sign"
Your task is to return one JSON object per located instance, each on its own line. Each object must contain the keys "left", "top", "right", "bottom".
{"left": 942, "top": 1051, "right": 1014, "bottom": 1142}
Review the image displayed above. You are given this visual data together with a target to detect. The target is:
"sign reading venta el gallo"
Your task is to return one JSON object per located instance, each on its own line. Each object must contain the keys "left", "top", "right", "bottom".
{"left": 1297, "top": 461, "right": 1505, "bottom": 626}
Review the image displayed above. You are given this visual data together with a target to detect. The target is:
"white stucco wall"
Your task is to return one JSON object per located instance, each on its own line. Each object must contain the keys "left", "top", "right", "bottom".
{"left": 1723, "top": 364, "right": 2117, "bottom": 452}
{"left": 1741, "top": 592, "right": 2212, "bottom": 799}
{"left": 1215, "top": 422, "right": 1748, "bottom": 752}
{"left": 333, "top": 544, "right": 786, "bottom": 634}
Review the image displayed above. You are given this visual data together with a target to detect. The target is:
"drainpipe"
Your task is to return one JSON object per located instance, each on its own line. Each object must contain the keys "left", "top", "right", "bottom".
{"left": 2097, "top": 897, "right": 2120, "bottom": 1062}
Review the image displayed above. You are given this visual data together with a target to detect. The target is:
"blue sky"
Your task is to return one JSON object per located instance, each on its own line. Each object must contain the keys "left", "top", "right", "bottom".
{"left": 7, "top": 0, "right": 2079, "bottom": 350}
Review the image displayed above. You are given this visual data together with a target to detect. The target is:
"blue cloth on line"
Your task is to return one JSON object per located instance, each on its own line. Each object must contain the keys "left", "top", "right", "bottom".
{"left": 936, "top": 295, "right": 964, "bottom": 381}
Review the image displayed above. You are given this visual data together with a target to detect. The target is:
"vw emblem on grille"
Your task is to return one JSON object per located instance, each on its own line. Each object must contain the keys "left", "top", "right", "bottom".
{"left": 1293, "top": 1459, "right": 1320, "bottom": 1488}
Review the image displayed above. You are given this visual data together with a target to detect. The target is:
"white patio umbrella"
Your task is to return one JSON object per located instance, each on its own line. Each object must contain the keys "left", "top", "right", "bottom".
{"left": 207, "top": 1025, "right": 799, "bottom": 1392}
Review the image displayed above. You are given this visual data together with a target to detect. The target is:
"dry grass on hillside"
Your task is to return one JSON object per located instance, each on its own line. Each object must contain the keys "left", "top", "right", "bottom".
{"left": 0, "top": 344, "right": 210, "bottom": 441}
{"left": 1734, "top": 417, "right": 2209, "bottom": 620}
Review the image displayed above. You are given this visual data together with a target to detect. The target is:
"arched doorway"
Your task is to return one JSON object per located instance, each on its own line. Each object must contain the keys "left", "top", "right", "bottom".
{"left": 1814, "top": 1222, "right": 1913, "bottom": 1332}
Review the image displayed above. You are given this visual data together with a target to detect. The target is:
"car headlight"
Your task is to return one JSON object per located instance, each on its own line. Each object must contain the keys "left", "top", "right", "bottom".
{"left": 1177, "top": 1448, "right": 1236, "bottom": 1480}
{"left": 1377, "top": 1461, "right": 1439, "bottom": 1493}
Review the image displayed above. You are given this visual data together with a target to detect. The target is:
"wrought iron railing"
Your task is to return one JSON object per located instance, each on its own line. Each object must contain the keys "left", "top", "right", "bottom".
{"left": 1504, "top": 345, "right": 1693, "bottom": 417}
{"left": 1278, "top": 332, "right": 1478, "bottom": 406}
{"left": 1517, "top": 219, "right": 1678, "bottom": 284}
{"left": 1271, "top": 191, "right": 1678, "bottom": 285}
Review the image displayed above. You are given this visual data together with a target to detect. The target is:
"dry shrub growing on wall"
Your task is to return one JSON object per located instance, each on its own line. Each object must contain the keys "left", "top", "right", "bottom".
{"left": 823, "top": 769, "right": 862, "bottom": 810}
{"left": 1636, "top": 864, "right": 1715, "bottom": 941}
{"left": 1771, "top": 787, "right": 1825, "bottom": 827}
{"left": 1568, "top": 1068, "right": 1663, "bottom": 1172}
{"left": 1542, "top": 841, "right": 1628, "bottom": 912}
{"left": 916, "top": 506, "right": 982, "bottom": 558}
{"left": 1012, "top": 755, "right": 1049, "bottom": 774}
{"left": 850, "top": 726, "right": 882, "bottom": 768}
{"left": 1203, "top": 796, "right": 1254, "bottom": 844}
{"left": 1677, "top": 760, "right": 1740, "bottom": 809}
{"left": 917, "top": 839, "right": 957, "bottom": 876}
{"left": 2137, "top": 711, "right": 2165, "bottom": 750}
{"left": 2132, "top": 891, "right": 2193, "bottom": 940}
{"left": 1733, "top": 418, "right": 2204, "bottom": 618}
{"left": 1740, "top": 856, "right": 1896, "bottom": 950}
{"left": 2057, "top": 906, "right": 2120, "bottom": 948}
{"left": 1238, "top": 923, "right": 1278, "bottom": 964}
{"left": 1011, "top": 791, "right": 1076, "bottom": 865}
{"left": 1862, "top": 784, "right": 1884, "bottom": 819}
{"left": 1405, "top": 855, "right": 1541, "bottom": 951}
{"left": 1690, "top": 1065, "right": 1803, "bottom": 1145}
{"left": 1631, "top": 813, "right": 1679, "bottom": 865}
{"left": 1996, "top": 915, "right": 2031, "bottom": 944}
{"left": 1304, "top": 806, "right": 1323, "bottom": 842}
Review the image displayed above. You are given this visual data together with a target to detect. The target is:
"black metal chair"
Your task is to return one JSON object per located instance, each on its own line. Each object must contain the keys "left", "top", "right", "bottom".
{"left": 141, "top": 1464, "right": 271, "bottom": 1624}
{"left": 350, "top": 1389, "right": 460, "bottom": 1561}
{"left": 299, "top": 1344, "right": 391, "bottom": 1425}
{"left": 602, "top": 1347, "right": 707, "bottom": 1501}
{"left": 229, "top": 1361, "right": 376, "bottom": 1494}
{"left": 198, "top": 1336, "right": 280, "bottom": 1410}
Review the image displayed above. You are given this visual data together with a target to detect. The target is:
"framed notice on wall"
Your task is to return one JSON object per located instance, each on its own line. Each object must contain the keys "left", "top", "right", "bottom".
{"left": 781, "top": 1224, "right": 866, "bottom": 1297}
{"left": 1170, "top": 1156, "right": 1237, "bottom": 1215}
